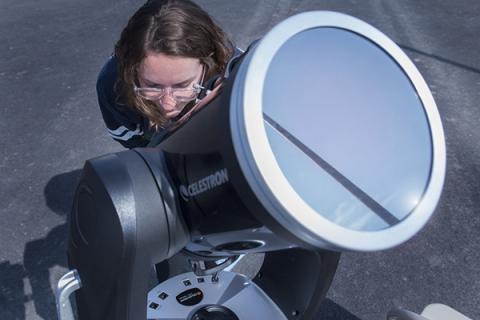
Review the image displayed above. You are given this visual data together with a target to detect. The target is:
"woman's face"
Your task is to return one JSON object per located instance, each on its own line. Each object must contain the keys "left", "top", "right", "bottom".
{"left": 137, "top": 52, "right": 204, "bottom": 119}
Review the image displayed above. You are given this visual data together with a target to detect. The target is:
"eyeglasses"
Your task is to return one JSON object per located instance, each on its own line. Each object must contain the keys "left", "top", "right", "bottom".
{"left": 134, "top": 67, "right": 206, "bottom": 103}
{"left": 134, "top": 83, "right": 206, "bottom": 102}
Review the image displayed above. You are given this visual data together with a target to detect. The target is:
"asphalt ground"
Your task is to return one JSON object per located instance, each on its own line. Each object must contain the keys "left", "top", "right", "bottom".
{"left": 1, "top": 1, "right": 479, "bottom": 319}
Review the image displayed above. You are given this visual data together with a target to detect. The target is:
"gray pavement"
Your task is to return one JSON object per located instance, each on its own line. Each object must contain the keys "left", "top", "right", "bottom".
{"left": 1, "top": 1, "right": 479, "bottom": 319}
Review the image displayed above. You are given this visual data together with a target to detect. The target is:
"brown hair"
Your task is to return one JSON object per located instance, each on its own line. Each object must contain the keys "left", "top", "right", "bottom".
{"left": 114, "top": 0, "right": 234, "bottom": 129}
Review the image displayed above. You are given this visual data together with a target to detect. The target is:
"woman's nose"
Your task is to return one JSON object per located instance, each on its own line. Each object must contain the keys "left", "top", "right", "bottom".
{"left": 158, "top": 94, "right": 177, "bottom": 110}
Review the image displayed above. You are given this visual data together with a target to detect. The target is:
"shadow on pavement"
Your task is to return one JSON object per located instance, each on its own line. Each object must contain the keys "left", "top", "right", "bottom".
{"left": 0, "top": 261, "right": 26, "bottom": 319}
{"left": 316, "top": 298, "right": 364, "bottom": 320}
{"left": 23, "top": 224, "right": 68, "bottom": 320}
{"left": 43, "top": 170, "right": 83, "bottom": 218}
{"left": 21, "top": 170, "right": 82, "bottom": 320}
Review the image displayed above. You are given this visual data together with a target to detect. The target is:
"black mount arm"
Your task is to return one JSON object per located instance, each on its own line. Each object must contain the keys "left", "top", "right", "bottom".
{"left": 253, "top": 248, "right": 340, "bottom": 320}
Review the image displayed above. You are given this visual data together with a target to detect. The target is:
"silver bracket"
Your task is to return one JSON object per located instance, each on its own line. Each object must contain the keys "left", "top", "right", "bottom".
{"left": 189, "top": 255, "right": 239, "bottom": 276}
{"left": 55, "top": 269, "right": 82, "bottom": 320}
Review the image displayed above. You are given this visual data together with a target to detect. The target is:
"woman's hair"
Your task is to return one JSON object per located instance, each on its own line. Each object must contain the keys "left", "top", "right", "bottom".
{"left": 114, "top": 0, "right": 234, "bottom": 128}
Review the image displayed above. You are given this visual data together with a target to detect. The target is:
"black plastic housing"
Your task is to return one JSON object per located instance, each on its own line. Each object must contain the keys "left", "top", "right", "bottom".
{"left": 67, "top": 150, "right": 188, "bottom": 320}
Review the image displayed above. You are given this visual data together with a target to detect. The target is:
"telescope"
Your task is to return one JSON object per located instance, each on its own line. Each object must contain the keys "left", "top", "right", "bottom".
{"left": 56, "top": 11, "right": 446, "bottom": 320}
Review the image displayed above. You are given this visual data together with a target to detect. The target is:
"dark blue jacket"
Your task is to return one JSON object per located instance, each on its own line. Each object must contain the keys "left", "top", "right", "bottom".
{"left": 96, "top": 56, "right": 158, "bottom": 148}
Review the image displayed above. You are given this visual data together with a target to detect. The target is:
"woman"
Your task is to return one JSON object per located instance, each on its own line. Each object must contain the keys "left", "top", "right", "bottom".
{"left": 96, "top": 0, "right": 234, "bottom": 148}
{"left": 95, "top": 0, "right": 240, "bottom": 283}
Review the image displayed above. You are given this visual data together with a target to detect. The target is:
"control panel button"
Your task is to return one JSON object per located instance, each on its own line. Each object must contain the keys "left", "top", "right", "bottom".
{"left": 149, "top": 302, "right": 159, "bottom": 310}
{"left": 158, "top": 292, "right": 168, "bottom": 300}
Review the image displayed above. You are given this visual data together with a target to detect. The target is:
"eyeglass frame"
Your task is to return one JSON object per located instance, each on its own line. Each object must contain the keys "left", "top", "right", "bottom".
{"left": 133, "top": 65, "right": 207, "bottom": 103}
